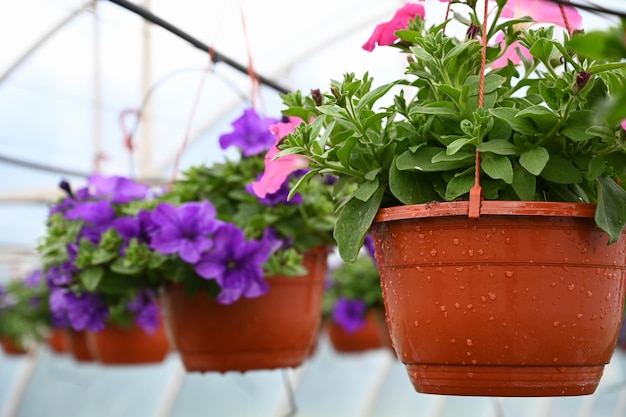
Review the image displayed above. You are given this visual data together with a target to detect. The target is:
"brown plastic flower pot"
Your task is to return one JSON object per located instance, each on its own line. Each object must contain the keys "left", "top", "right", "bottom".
{"left": 327, "top": 309, "right": 386, "bottom": 353}
{"left": 86, "top": 322, "right": 170, "bottom": 365}
{"left": 0, "top": 337, "right": 27, "bottom": 355}
{"left": 162, "top": 249, "right": 328, "bottom": 373}
{"left": 47, "top": 328, "right": 68, "bottom": 354}
{"left": 66, "top": 330, "right": 95, "bottom": 362}
{"left": 371, "top": 201, "right": 626, "bottom": 397}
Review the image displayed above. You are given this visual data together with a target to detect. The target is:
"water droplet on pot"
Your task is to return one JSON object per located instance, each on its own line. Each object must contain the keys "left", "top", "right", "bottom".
{"left": 551, "top": 282, "right": 557, "bottom": 288}
{"left": 466, "top": 339, "right": 473, "bottom": 346}
{"left": 576, "top": 314, "right": 583, "bottom": 319}
{"left": 471, "top": 359, "right": 477, "bottom": 365}
{"left": 467, "top": 303, "right": 473, "bottom": 310}
{"left": 430, "top": 249, "right": 437, "bottom": 257}
{"left": 605, "top": 293, "right": 612, "bottom": 301}
{"left": 455, "top": 303, "right": 461, "bottom": 309}
{"left": 453, "top": 238, "right": 460, "bottom": 245}
{"left": 466, "top": 372, "right": 474, "bottom": 378}
{"left": 440, "top": 306, "right": 447, "bottom": 312}
{"left": 456, "top": 267, "right": 464, "bottom": 272}
{"left": 568, "top": 284, "right": 575, "bottom": 291}
{"left": 480, "top": 296, "right": 488, "bottom": 303}
{"left": 553, "top": 321, "right": 559, "bottom": 327}
{"left": 587, "top": 291, "right": 593, "bottom": 298}
{"left": 505, "top": 270, "right": 514, "bottom": 277}
{"left": 450, "top": 338, "right": 456, "bottom": 344}
{"left": 414, "top": 321, "right": 419, "bottom": 327}
{"left": 553, "top": 357, "right": 559, "bottom": 363}
{"left": 468, "top": 249, "right": 474, "bottom": 257}
{"left": 488, "top": 292, "right": 497, "bottom": 301}
{"left": 459, "top": 285, "right": 466, "bottom": 290}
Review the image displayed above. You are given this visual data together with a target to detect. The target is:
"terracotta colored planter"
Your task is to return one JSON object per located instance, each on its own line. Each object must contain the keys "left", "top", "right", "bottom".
{"left": 327, "top": 309, "right": 386, "bottom": 353}
{"left": 0, "top": 337, "right": 27, "bottom": 355}
{"left": 66, "top": 330, "right": 95, "bottom": 362}
{"left": 86, "top": 322, "right": 170, "bottom": 365}
{"left": 162, "top": 249, "right": 328, "bottom": 373}
{"left": 371, "top": 201, "right": 626, "bottom": 397}
{"left": 47, "top": 328, "right": 68, "bottom": 354}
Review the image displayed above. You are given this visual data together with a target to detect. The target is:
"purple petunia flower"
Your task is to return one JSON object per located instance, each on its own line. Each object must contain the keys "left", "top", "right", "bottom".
{"left": 87, "top": 174, "right": 150, "bottom": 204}
{"left": 48, "top": 287, "right": 70, "bottom": 328}
{"left": 112, "top": 210, "right": 156, "bottom": 253}
{"left": 45, "top": 244, "right": 78, "bottom": 287}
{"left": 363, "top": 234, "right": 376, "bottom": 265}
{"left": 24, "top": 269, "right": 43, "bottom": 287}
{"left": 127, "top": 290, "right": 160, "bottom": 334}
{"left": 332, "top": 297, "right": 367, "bottom": 333}
{"left": 149, "top": 201, "right": 220, "bottom": 264}
{"left": 64, "top": 292, "right": 109, "bottom": 332}
{"left": 218, "top": 108, "right": 279, "bottom": 156}
{"left": 193, "top": 223, "right": 274, "bottom": 304}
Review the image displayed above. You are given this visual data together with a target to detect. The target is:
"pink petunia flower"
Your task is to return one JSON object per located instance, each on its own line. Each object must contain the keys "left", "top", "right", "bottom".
{"left": 492, "top": 0, "right": 582, "bottom": 68}
{"left": 621, "top": 120, "right": 626, "bottom": 131}
{"left": 251, "top": 117, "right": 310, "bottom": 198}
{"left": 362, "top": 3, "right": 426, "bottom": 52}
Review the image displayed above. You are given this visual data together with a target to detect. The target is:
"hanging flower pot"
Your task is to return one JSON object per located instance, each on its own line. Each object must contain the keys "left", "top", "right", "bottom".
{"left": 371, "top": 201, "right": 626, "bottom": 397}
{"left": 162, "top": 249, "right": 328, "bottom": 373}
{"left": 327, "top": 309, "right": 387, "bottom": 353}
{"left": 85, "top": 321, "right": 170, "bottom": 365}
{"left": 66, "top": 329, "right": 95, "bottom": 362}
{"left": 47, "top": 328, "right": 68, "bottom": 354}
{"left": 0, "top": 337, "right": 27, "bottom": 355}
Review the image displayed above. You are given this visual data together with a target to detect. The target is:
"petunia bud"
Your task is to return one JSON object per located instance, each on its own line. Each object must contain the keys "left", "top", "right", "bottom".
{"left": 311, "top": 88, "right": 323, "bottom": 106}
{"left": 574, "top": 71, "right": 592, "bottom": 93}
{"left": 466, "top": 23, "right": 480, "bottom": 40}
{"left": 59, "top": 179, "right": 74, "bottom": 199}
{"left": 331, "top": 85, "right": 341, "bottom": 101}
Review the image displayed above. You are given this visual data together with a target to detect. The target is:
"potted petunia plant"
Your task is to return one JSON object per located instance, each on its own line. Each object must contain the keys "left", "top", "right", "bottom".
{"left": 0, "top": 270, "right": 53, "bottom": 355}
{"left": 323, "top": 236, "right": 392, "bottom": 353}
{"left": 256, "top": 0, "right": 626, "bottom": 396}
{"left": 37, "top": 175, "right": 171, "bottom": 364}
{"left": 140, "top": 107, "right": 337, "bottom": 373}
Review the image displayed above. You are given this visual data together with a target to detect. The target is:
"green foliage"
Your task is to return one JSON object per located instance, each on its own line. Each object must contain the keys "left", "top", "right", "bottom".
{"left": 323, "top": 254, "right": 383, "bottom": 317}
{"left": 0, "top": 277, "right": 53, "bottom": 349}
{"left": 276, "top": 3, "right": 626, "bottom": 261}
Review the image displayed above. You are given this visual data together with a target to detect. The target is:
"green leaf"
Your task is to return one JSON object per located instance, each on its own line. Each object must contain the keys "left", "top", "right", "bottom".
{"left": 389, "top": 161, "right": 438, "bottom": 204}
{"left": 519, "top": 147, "right": 549, "bottom": 175}
{"left": 595, "top": 175, "right": 626, "bottom": 245}
{"left": 354, "top": 179, "right": 379, "bottom": 202}
{"left": 481, "top": 153, "right": 513, "bottom": 184}
{"left": 587, "top": 156, "right": 606, "bottom": 181}
{"left": 562, "top": 110, "right": 595, "bottom": 142}
{"left": 447, "top": 138, "right": 474, "bottom": 155}
{"left": 356, "top": 83, "right": 395, "bottom": 112}
{"left": 477, "top": 140, "right": 519, "bottom": 156}
{"left": 540, "top": 155, "right": 583, "bottom": 184}
{"left": 528, "top": 38, "right": 555, "bottom": 63}
{"left": 516, "top": 105, "right": 560, "bottom": 132}
{"left": 445, "top": 172, "right": 474, "bottom": 200}
{"left": 80, "top": 268, "right": 103, "bottom": 292}
{"left": 512, "top": 162, "right": 537, "bottom": 200}
{"left": 396, "top": 147, "right": 474, "bottom": 172}
{"left": 334, "top": 188, "right": 385, "bottom": 263}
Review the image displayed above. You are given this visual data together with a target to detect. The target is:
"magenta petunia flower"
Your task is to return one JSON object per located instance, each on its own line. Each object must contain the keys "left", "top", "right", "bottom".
{"left": 218, "top": 108, "right": 279, "bottom": 156}
{"left": 621, "top": 120, "right": 626, "bottom": 131}
{"left": 193, "top": 223, "right": 274, "bottom": 304}
{"left": 149, "top": 201, "right": 220, "bottom": 264}
{"left": 251, "top": 117, "right": 310, "bottom": 198}
{"left": 332, "top": 297, "right": 367, "bottom": 333}
{"left": 362, "top": 3, "right": 426, "bottom": 52}
{"left": 492, "top": 0, "right": 582, "bottom": 68}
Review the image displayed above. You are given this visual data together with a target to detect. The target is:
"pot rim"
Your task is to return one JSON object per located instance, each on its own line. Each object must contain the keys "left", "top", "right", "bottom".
{"left": 374, "top": 201, "right": 596, "bottom": 223}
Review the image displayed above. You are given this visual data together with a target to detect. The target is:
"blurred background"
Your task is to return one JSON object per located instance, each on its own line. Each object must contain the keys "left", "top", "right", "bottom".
{"left": 1, "top": 1, "right": 626, "bottom": 416}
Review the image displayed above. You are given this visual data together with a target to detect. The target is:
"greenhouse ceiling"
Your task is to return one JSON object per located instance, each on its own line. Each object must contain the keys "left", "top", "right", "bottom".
{"left": 0, "top": 0, "right": 622, "bottom": 277}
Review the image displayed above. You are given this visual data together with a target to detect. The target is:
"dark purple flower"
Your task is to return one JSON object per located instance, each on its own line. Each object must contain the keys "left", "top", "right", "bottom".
{"left": 87, "top": 174, "right": 149, "bottom": 203}
{"left": 112, "top": 210, "right": 155, "bottom": 252}
{"left": 64, "top": 292, "right": 109, "bottom": 332}
{"left": 149, "top": 201, "right": 220, "bottom": 264}
{"left": 218, "top": 108, "right": 279, "bottom": 156}
{"left": 332, "top": 297, "right": 367, "bottom": 333}
{"left": 127, "top": 290, "right": 160, "bottom": 334}
{"left": 45, "top": 244, "right": 78, "bottom": 286}
{"left": 194, "top": 223, "right": 274, "bottom": 304}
